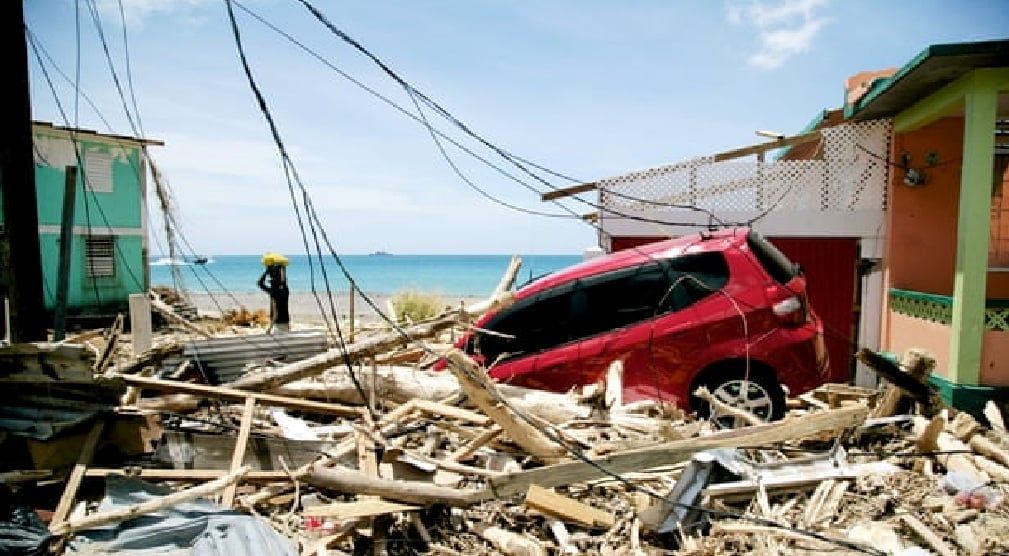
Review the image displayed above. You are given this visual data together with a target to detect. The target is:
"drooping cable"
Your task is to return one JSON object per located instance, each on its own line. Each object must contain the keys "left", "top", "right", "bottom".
{"left": 220, "top": 6, "right": 881, "bottom": 552}
{"left": 222, "top": 0, "right": 368, "bottom": 406}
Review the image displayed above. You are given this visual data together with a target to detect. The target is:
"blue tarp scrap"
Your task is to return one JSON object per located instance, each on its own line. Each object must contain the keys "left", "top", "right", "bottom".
{"left": 65, "top": 476, "right": 297, "bottom": 556}
{"left": 0, "top": 504, "right": 54, "bottom": 556}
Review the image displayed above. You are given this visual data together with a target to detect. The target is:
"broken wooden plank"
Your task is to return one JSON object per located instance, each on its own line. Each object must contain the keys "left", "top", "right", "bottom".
{"left": 694, "top": 385, "right": 763, "bottom": 427}
{"left": 447, "top": 425, "right": 503, "bottom": 463}
{"left": 150, "top": 295, "right": 212, "bottom": 338}
{"left": 111, "top": 341, "right": 184, "bottom": 376}
{"left": 227, "top": 313, "right": 459, "bottom": 392}
{"left": 916, "top": 414, "right": 945, "bottom": 453}
{"left": 524, "top": 484, "right": 615, "bottom": 528}
{"left": 900, "top": 514, "right": 957, "bottom": 556}
{"left": 462, "top": 255, "right": 522, "bottom": 317}
{"left": 302, "top": 500, "right": 421, "bottom": 519}
{"left": 969, "top": 434, "right": 1009, "bottom": 469}
{"left": 487, "top": 404, "right": 868, "bottom": 498}
{"left": 94, "top": 315, "right": 124, "bottom": 374}
{"left": 50, "top": 421, "right": 104, "bottom": 531}
{"left": 221, "top": 396, "right": 255, "bottom": 507}
{"left": 51, "top": 465, "right": 250, "bottom": 535}
{"left": 443, "top": 350, "right": 566, "bottom": 464}
{"left": 124, "top": 374, "right": 363, "bottom": 417}
{"left": 477, "top": 525, "right": 547, "bottom": 556}
{"left": 858, "top": 349, "right": 935, "bottom": 417}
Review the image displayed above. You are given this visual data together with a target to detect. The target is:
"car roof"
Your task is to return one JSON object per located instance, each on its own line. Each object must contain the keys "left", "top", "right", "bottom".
{"left": 518, "top": 227, "right": 749, "bottom": 298}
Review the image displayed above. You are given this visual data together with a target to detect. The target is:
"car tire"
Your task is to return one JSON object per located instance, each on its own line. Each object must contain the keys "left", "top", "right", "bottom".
{"left": 691, "top": 364, "right": 786, "bottom": 424}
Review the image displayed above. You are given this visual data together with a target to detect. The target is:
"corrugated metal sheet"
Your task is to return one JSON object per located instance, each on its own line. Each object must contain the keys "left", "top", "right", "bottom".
{"left": 159, "top": 332, "right": 328, "bottom": 384}
{"left": 66, "top": 476, "right": 297, "bottom": 556}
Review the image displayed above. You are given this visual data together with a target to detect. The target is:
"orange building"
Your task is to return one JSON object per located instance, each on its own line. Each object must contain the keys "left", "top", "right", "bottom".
{"left": 845, "top": 40, "right": 1009, "bottom": 413}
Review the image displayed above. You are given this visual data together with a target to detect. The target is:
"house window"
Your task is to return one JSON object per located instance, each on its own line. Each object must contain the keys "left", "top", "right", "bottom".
{"left": 989, "top": 155, "right": 1009, "bottom": 268}
{"left": 85, "top": 236, "right": 116, "bottom": 278}
{"left": 84, "top": 150, "right": 113, "bottom": 192}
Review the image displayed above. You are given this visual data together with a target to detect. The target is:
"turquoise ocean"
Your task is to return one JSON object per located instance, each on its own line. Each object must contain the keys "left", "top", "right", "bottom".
{"left": 150, "top": 254, "right": 582, "bottom": 297}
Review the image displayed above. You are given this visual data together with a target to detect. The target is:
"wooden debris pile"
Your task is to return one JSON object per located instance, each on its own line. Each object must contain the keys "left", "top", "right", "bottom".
{"left": 3, "top": 287, "right": 1009, "bottom": 554}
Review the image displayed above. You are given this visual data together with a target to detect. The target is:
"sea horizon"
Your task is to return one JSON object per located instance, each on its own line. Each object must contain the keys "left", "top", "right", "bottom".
{"left": 150, "top": 253, "right": 583, "bottom": 297}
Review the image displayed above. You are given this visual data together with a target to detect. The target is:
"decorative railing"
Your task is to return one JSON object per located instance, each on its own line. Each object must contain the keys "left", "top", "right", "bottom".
{"left": 889, "top": 288, "right": 1009, "bottom": 331}
{"left": 598, "top": 120, "right": 892, "bottom": 216}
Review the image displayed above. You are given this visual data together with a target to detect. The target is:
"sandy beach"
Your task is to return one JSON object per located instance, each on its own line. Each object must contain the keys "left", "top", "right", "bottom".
{"left": 188, "top": 291, "right": 483, "bottom": 325}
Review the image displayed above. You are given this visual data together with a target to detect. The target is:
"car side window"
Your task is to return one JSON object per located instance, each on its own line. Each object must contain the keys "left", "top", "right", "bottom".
{"left": 665, "top": 251, "right": 730, "bottom": 309}
{"left": 476, "top": 252, "right": 730, "bottom": 362}
{"left": 478, "top": 283, "right": 577, "bottom": 364}
{"left": 576, "top": 252, "right": 730, "bottom": 339}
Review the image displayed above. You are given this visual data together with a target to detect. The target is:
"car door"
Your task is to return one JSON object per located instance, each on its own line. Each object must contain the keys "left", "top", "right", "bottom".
{"left": 578, "top": 262, "right": 676, "bottom": 390}
{"left": 645, "top": 252, "right": 732, "bottom": 405}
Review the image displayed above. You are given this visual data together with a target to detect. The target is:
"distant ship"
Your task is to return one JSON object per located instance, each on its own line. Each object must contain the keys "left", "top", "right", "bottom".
{"left": 369, "top": 251, "right": 392, "bottom": 256}
{"left": 193, "top": 256, "right": 210, "bottom": 265}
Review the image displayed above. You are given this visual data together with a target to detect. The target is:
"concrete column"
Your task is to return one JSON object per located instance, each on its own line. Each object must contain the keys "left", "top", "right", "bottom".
{"left": 949, "top": 87, "right": 997, "bottom": 386}
{"left": 129, "top": 293, "right": 152, "bottom": 354}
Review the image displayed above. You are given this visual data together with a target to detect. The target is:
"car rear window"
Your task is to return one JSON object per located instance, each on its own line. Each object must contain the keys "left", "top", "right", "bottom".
{"left": 746, "top": 230, "right": 798, "bottom": 284}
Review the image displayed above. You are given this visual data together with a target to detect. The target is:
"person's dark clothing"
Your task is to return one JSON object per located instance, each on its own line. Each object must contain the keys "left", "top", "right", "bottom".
{"left": 257, "top": 265, "right": 290, "bottom": 325}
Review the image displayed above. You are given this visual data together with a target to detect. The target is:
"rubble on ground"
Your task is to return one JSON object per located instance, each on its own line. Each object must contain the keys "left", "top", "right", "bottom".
{"left": 2, "top": 288, "right": 1009, "bottom": 555}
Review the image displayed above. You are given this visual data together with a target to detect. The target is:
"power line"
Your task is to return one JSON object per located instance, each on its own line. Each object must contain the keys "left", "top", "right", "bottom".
{"left": 221, "top": 5, "right": 880, "bottom": 553}
{"left": 233, "top": 0, "right": 727, "bottom": 229}
{"left": 223, "top": 0, "right": 367, "bottom": 405}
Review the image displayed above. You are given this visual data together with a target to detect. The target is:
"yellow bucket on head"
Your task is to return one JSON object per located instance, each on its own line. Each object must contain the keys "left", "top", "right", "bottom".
{"left": 262, "top": 252, "right": 289, "bottom": 267}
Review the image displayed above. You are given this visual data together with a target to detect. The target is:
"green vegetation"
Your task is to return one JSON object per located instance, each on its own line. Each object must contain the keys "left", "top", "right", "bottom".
{"left": 390, "top": 290, "right": 444, "bottom": 323}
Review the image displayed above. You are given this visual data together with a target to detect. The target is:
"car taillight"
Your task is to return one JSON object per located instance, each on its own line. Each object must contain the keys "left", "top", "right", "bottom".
{"left": 772, "top": 296, "right": 807, "bottom": 326}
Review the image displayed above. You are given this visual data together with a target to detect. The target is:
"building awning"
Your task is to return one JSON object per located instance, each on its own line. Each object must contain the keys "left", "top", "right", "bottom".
{"left": 845, "top": 39, "right": 1009, "bottom": 120}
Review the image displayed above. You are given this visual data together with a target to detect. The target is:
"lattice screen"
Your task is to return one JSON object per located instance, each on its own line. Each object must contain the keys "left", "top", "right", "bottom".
{"left": 598, "top": 119, "right": 892, "bottom": 216}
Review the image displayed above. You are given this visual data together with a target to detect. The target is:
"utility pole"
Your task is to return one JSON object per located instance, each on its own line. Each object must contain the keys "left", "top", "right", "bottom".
{"left": 0, "top": 0, "right": 48, "bottom": 342}
{"left": 54, "top": 166, "right": 78, "bottom": 341}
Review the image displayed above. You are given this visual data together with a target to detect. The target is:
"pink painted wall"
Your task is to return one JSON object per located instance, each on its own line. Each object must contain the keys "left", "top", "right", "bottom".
{"left": 886, "top": 311, "right": 952, "bottom": 379}
{"left": 982, "top": 331, "right": 1009, "bottom": 386}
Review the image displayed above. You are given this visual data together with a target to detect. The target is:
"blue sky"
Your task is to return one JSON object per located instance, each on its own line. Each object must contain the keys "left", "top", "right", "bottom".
{"left": 24, "top": 0, "right": 1009, "bottom": 255}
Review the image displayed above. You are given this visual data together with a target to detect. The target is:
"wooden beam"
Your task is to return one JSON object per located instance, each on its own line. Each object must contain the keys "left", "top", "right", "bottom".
{"left": 50, "top": 421, "right": 105, "bottom": 530}
{"left": 487, "top": 405, "right": 867, "bottom": 498}
{"left": 539, "top": 131, "right": 821, "bottom": 201}
{"left": 221, "top": 396, "right": 255, "bottom": 507}
{"left": 443, "top": 350, "right": 566, "bottom": 464}
{"left": 900, "top": 514, "right": 957, "bottom": 556}
{"left": 122, "top": 374, "right": 363, "bottom": 417}
{"left": 304, "top": 465, "right": 485, "bottom": 507}
{"left": 524, "top": 485, "right": 614, "bottom": 528}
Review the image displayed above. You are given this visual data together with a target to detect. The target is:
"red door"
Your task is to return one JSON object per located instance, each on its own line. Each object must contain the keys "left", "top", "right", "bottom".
{"left": 768, "top": 237, "right": 858, "bottom": 383}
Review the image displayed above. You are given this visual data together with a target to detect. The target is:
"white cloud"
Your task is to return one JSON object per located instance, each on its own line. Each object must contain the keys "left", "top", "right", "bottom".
{"left": 726, "top": 0, "right": 832, "bottom": 69}
{"left": 95, "top": 0, "right": 214, "bottom": 29}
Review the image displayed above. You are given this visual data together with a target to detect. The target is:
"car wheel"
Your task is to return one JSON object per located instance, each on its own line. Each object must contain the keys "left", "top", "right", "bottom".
{"left": 692, "top": 365, "right": 786, "bottom": 425}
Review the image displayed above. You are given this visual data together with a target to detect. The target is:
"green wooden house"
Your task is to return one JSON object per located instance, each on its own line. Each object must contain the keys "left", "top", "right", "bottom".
{"left": 1, "top": 122, "right": 162, "bottom": 318}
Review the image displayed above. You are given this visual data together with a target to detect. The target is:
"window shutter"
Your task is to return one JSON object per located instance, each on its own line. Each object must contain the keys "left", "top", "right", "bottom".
{"left": 85, "top": 236, "right": 116, "bottom": 278}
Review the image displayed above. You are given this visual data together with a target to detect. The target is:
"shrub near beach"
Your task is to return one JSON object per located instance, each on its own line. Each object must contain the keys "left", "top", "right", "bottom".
{"left": 390, "top": 290, "right": 444, "bottom": 323}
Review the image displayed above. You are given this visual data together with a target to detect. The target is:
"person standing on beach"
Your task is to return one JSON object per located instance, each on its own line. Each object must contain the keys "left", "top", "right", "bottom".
{"left": 258, "top": 252, "right": 291, "bottom": 333}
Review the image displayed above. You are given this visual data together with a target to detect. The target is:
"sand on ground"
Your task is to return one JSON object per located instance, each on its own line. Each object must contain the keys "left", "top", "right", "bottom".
{"left": 188, "top": 291, "right": 483, "bottom": 325}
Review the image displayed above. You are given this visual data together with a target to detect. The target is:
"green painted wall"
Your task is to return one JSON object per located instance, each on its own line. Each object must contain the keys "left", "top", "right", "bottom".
{"left": 1, "top": 128, "right": 148, "bottom": 315}
{"left": 31, "top": 139, "right": 144, "bottom": 228}
{"left": 39, "top": 233, "right": 146, "bottom": 313}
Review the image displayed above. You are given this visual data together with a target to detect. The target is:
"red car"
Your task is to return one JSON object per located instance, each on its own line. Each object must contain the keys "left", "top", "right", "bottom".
{"left": 450, "top": 228, "right": 828, "bottom": 420}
